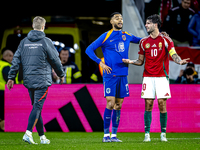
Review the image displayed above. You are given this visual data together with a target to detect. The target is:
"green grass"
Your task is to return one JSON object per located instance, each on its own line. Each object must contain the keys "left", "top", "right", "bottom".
{"left": 0, "top": 132, "right": 200, "bottom": 150}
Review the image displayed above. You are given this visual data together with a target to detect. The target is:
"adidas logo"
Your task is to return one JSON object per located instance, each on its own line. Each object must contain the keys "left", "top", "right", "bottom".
{"left": 44, "top": 86, "right": 103, "bottom": 132}
{"left": 152, "top": 44, "right": 157, "bottom": 47}
{"left": 164, "top": 93, "right": 169, "bottom": 96}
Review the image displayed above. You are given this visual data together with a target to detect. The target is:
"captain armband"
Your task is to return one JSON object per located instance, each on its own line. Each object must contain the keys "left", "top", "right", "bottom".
{"left": 169, "top": 47, "right": 177, "bottom": 57}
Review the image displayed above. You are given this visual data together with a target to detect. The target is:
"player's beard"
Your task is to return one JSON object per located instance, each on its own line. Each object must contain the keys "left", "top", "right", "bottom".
{"left": 147, "top": 25, "right": 156, "bottom": 34}
{"left": 147, "top": 28, "right": 154, "bottom": 34}
{"left": 114, "top": 24, "right": 122, "bottom": 30}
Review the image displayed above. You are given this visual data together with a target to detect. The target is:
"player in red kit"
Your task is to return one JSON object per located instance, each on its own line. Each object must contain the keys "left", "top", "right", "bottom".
{"left": 122, "top": 14, "right": 189, "bottom": 142}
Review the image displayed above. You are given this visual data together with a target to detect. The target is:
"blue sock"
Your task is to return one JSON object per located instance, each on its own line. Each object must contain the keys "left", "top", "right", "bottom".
{"left": 112, "top": 109, "right": 121, "bottom": 135}
{"left": 103, "top": 108, "right": 112, "bottom": 134}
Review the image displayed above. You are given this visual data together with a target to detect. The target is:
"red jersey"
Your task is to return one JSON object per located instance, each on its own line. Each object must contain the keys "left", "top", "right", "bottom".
{"left": 138, "top": 33, "right": 174, "bottom": 77}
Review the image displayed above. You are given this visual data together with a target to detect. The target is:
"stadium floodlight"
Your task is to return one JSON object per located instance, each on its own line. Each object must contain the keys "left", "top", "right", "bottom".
{"left": 74, "top": 43, "right": 79, "bottom": 50}
{"left": 60, "top": 43, "right": 65, "bottom": 48}
{"left": 69, "top": 48, "right": 75, "bottom": 54}
{"left": 53, "top": 41, "right": 59, "bottom": 46}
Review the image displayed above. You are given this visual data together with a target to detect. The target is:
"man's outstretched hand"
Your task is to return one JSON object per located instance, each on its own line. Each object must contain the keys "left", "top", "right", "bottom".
{"left": 122, "top": 59, "right": 134, "bottom": 64}
{"left": 179, "top": 58, "right": 190, "bottom": 65}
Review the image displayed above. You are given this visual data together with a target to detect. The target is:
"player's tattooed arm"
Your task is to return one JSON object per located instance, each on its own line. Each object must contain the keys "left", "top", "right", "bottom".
{"left": 122, "top": 55, "right": 144, "bottom": 66}
{"left": 132, "top": 55, "right": 144, "bottom": 66}
{"left": 172, "top": 54, "right": 190, "bottom": 65}
{"left": 171, "top": 54, "right": 182, "bottom": 64}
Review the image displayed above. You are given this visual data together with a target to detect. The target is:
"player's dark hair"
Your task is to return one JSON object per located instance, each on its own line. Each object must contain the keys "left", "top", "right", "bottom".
{"left": 147, "top": 14, "right": 162, "bottom": 29}
{"left": 110, "top": 12, "right": 122, "bottom": 19}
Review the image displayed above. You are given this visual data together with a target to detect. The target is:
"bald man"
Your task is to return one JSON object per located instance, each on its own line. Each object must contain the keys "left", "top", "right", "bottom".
{"left": 0, "top": 49, "right": 14, "bottom": 90}
{"left": 0, "top": 49, "right": 14, "bottom": 129}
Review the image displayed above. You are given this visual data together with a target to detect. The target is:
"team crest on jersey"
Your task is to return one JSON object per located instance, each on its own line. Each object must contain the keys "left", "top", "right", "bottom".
{"left": 159, "top": 42, "right": 162, "bottom": 50}
{"left": 122, "top": 35, "right": 126, "bottom": 41}
{"left": 106, "top": 88, "right": 111, "bottom": 94}
{"left": 141, "top": 92, "right": 144, "bottom": 96}
{"left": 145, "top": 43, "right": 150, "bottom": 48}
{"left": 117, "top": 42, "right": 125, "bottom": 52}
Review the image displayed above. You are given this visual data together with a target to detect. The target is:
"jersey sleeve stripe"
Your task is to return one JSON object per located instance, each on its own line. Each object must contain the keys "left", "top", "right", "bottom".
{"left": 141, "top": 40, "right": 145, "bottom": 51}
{"left": 125, "top": 31, "right": 132, "bottom": 36}
{"left": 102, "top": 29, "right": 113, "bottom": 44}
{"left": 139, "top": 36, "right": 149, "bottom": 51}
{"left": 163, "top": 38, "right": 169, "bottom": 48}
{"left": 164, "top": 36, "right": 173, "bottom": 43}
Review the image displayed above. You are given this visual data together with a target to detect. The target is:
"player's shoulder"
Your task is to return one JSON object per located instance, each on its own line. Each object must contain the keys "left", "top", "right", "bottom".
{"left": 21, "top": 37, "right": 28, "bottom": 44}
{"left": 101, "top": 29, "right": 114, "bottom": 44}
{"left": 102, "top": 30, "right": 110, "bottom": 35}
{"left": 104, "top": 29, "right": 114, "bottom": 35}
{"left": 141, "top": 36, "right": 150, "bottom": 41}
{"left": 98, "top": 31, "right": 108, "bottom": 39}
{"left": 139, "top": 36, "right": 150, "bottom": 44}
{"left": 160, "top": 34, "right": 174, "bottom": 48}
{"left": 44, "top": 37, "right": 53, "bottom": 43}
{"left": 139, "top": 36, "right": 150, "bottom": 50}
{"left": 160, "top": 34, "right": 173, "bottom": 43}
{"left": 95, "top": 30, "right": 113, "bottom": 40}
{"left": 122, "top": 31, "right": 132, "bottom": 36}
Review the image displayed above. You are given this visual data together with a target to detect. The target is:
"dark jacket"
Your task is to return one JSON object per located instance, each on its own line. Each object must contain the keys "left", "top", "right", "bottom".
{"left": 8, "top": 30, "right": 64, "bottom": 89}
{"left": 188, "top": 11, "right": 200, "bottom": 46}
{"left": 61, "top": 61, "right": 82, "bottom": 84}
{"left": 162, "top": 4, "right": 195, "bottom": 42}
{"left": 175, "top": 71, "right": 199, "bottom": 84}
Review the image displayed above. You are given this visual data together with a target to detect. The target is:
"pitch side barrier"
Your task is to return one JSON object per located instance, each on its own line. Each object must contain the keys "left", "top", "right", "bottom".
{"left": 5, "top": 84, "right": 200, "bottom": 132}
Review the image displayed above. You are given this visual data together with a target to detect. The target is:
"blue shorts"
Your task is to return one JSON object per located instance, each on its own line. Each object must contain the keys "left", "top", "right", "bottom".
{"left": 103, "top": 76, "right": 129, "bottom": 98}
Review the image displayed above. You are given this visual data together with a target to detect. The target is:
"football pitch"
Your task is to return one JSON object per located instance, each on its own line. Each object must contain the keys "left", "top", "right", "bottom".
{"left": 0, "top": 132, "right": 199, "bottom": 150}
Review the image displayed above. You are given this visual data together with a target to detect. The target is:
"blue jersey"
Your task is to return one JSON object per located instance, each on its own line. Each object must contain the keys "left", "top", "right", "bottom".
{"left": 85, "top": 29, "right": 142, "bottom": 77}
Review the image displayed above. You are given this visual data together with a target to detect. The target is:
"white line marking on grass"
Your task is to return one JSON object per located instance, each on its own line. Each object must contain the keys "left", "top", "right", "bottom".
{"left": 151, "top": 138, "right": 200, "bottom": 140}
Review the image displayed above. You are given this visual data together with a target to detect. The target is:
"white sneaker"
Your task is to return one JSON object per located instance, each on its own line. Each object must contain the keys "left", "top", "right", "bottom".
{"left": 143, "top": 133, "right": 151, "bottom": 142}
{"left": 40, "top": 135, "right": 50, "bottom": 144}
{"left": 23, "top": 133, "right": 38, "bottom": 144}
{"left": 161, "top": 133, "right": 168, "bottom": 142}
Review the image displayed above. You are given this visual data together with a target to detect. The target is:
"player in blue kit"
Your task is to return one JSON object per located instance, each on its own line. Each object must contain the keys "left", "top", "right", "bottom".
{"left": 85, "top": 12, "right": 142, "bottom": 142}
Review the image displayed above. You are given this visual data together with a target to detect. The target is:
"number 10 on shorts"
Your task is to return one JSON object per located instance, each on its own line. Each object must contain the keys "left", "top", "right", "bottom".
{"left": 142, "top": 83, "right": 146, "bottom": 91}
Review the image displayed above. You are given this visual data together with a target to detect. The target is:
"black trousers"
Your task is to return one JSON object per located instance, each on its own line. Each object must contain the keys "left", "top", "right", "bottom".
{"left": 0, "top": 91, "right": 4, "bottom": 120}
{"left": 27, "top": 87, "right": 49, "bottom": 136}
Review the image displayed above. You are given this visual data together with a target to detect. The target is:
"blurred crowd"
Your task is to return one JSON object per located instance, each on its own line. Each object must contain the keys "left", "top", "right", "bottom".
{"left": 137, "top": 0, "right": 200, "bottom": 46}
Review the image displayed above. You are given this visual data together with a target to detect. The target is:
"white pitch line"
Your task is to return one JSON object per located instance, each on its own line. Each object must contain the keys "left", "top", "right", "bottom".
{"left": 151, "top": 138, "right": 200, "bottom": 140}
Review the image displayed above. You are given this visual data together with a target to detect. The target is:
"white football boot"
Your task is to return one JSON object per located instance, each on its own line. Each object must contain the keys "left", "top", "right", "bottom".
{"left": 23, "top": 133, "right": 38, "bottom": 144}
{"left": 40, "top": 135, "right": 50, "bottom": 144}
{"left": 143, "top": 133, "right": 151, "bottom": 142}
{"left": 161, "top": 132, "right": 168, "bottom": 142}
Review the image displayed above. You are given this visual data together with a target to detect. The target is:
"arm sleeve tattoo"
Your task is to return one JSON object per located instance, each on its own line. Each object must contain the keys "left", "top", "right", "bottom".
{"left": 133, "top": 59, "right": 144, "bottom": 66}
{"left": 172, "top": 54, "right": 182, "bottom": 64}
